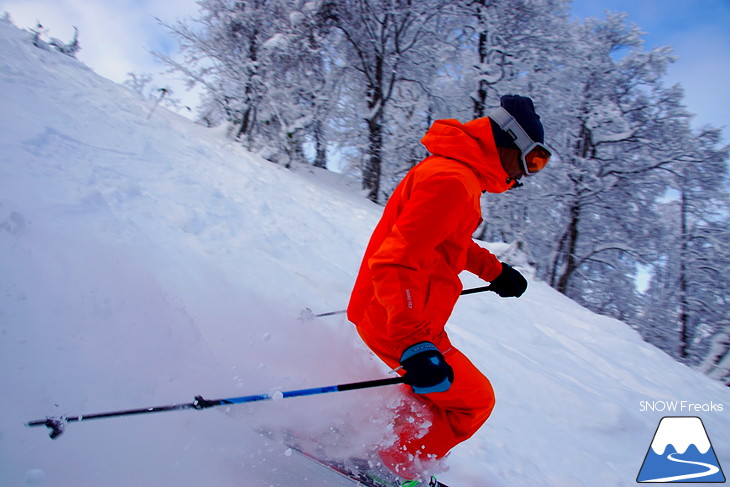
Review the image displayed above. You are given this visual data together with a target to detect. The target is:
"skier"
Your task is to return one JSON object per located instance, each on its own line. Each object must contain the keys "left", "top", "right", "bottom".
{"left": 347, "top": 95, "right": 551, "bottom": 484}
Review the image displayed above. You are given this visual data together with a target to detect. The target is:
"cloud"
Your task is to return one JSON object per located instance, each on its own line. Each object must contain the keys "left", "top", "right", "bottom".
{"left": 0, "top": 0, "right": 198, "bottom": 81}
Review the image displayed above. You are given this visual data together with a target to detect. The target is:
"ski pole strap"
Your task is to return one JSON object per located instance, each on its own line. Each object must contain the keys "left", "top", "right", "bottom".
{"left": 26, "top": 376, "right": 406, "bottom": 439}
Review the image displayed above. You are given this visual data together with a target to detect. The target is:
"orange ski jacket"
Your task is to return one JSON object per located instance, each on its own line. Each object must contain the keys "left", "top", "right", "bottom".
{"left": 348, "top": 117, "right": 514, "bottom": 351}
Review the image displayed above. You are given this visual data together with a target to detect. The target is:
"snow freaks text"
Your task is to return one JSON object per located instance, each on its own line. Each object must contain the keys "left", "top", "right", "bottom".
{"left": 639, "top": 401, "right": 724, "bottom": 413}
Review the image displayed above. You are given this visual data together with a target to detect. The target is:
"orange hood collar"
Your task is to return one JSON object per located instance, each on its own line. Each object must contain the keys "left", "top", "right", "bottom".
{"left": 420, "top": 117, "right": 513, "bottom": 193}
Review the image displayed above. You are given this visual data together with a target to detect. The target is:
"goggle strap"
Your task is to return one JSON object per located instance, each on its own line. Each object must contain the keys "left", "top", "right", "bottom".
{"left": 488, "top": 106, "right": 536, "bottom": 154}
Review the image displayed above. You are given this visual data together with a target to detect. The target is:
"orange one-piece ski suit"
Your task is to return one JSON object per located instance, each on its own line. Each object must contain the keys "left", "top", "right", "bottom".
{"left": 347, "top": 116, "right": 516, "bottom": 477}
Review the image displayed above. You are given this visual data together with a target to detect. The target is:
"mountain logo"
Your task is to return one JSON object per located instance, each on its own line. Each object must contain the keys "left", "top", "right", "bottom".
{"left": 637, "top": 416, "right": 726, "bottom": 483}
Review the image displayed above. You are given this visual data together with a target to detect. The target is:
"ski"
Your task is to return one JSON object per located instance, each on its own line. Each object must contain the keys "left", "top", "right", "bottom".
{"left": 288, "top": 443, "right": 382, "bottom": 486}
{"left": 287, "top": 443, "right": 450, "bottom": 487}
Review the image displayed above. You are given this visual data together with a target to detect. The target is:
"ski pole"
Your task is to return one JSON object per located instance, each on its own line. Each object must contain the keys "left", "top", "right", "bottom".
{"left": 302, "top": 284, "right": 494, "bottom": 319}
{"left": 459, "top": 285, "right": 493, "bottom": 295}
{"left": 25, "top": 376, "right": 406, "bottom": 439}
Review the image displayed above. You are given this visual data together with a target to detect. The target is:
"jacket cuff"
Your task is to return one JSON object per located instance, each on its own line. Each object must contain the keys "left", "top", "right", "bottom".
{"left": 400, "top": 341, "right": 438, "bottom": 362}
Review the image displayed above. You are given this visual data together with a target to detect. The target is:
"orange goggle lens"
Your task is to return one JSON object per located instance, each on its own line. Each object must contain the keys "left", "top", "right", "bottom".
{"left": 524, "top": 145, "right": 551, "bottom": 174}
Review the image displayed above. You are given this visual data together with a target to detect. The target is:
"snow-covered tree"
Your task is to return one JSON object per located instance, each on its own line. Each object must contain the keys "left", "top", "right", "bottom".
{"left": 49, "top": 26, "right": 80, "bottom": 57}
{"left": 642, "top": 120, "right": 729, "bottom": 380}
{"left": 159, "top": 0, "right": 339, "bottom": 167}
{"left": 158, "top": 0, "right": 274, "bottom": 142}
{"left": 28, "top": 22, "right": 80, "bottom": 57}
{"left": 124, "top": 72, "right": 180, "bottom": 110}
{"left": 531, "top": 16, "right": 674, "bottom": 299}
{"left": 317, "top": 0, "right": 452, "bottom": 202}
{"left": 266, "top": 1, "right": 348, "bottom": 168}
{"left": 457, "top": 0, "right": 570, "bottom": 119}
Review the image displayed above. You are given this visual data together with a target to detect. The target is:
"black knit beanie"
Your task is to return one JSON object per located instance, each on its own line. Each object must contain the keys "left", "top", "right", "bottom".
{"left": 490, "top": 94, "right": 545, "bottom": 149}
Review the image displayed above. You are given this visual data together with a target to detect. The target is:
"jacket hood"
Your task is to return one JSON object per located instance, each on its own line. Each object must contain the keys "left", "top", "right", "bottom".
{"left": 420, "top": 117, "right": 513, "bottom": 193}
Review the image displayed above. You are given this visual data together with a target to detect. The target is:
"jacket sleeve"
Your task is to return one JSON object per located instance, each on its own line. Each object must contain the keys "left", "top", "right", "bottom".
{"left": 465, "top": 240, "right": 503, "bottom": 282}
{"left": 368, "top": 175, "right": 468, "bottom": 345}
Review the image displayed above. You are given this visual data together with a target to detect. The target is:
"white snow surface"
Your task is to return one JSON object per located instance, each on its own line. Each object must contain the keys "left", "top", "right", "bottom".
{"left": 0, "top": 21, "right": 728, "bottom": 487}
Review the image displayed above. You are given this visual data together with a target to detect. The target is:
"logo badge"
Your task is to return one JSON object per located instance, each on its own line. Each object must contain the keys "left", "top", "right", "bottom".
{"left": 637, "top": 416, "right": 726, "bottom": 483}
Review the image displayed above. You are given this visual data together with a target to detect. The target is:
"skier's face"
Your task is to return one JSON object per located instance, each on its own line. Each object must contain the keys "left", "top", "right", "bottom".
{"left": 497, "top": 147, "right": 525, "bottom": 181}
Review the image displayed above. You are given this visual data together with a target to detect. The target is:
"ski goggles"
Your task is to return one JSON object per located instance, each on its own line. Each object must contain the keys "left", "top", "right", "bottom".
{"left": 488, "top": 106, "right": 552, "bottom": 175}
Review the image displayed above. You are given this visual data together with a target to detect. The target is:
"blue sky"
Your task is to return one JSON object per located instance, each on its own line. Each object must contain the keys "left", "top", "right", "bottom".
{"left": 571, "top": 0, "right": 730, "bottom": 139}
{"left": 1, "top": 0, "right": 728, "bottom": 140}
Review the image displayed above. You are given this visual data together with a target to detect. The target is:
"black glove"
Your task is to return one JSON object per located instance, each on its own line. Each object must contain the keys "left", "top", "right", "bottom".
{"left": 489, "top": 263, "right": 527, "bottom": 298}
{"left": 400, "top": 342, "right": 454, "bottom": 394}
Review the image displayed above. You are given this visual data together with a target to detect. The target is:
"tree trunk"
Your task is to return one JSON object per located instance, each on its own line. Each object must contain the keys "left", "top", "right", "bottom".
{"left": 312, "top": 119, "right": 327, "bottom": 169}
{"left": 678, "top": 188, "right": 691, "bottom": 359}
{"left": 555, "top": 200, "right": 581, "bottom": 295}
{"left": 235, "top": 105, "right": 253, "bottom": 142}
{"left": 365, "top": 118, "right": 383, "bottom": 203}
{"left": 363, "top": 53, "right": 385, "bottom": 203}
{"left": 473, "top": 29, "right": 488, "bottom": 119}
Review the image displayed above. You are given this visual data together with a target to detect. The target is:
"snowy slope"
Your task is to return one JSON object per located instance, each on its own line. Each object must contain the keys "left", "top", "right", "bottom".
{"left": 0, "top": 21, "right": 728, "bottom": 487}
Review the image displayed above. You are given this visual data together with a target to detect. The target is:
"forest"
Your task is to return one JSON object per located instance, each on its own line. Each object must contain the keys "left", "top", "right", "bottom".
{"left": 155, "top": 0, "right": 730, "bottom": 385}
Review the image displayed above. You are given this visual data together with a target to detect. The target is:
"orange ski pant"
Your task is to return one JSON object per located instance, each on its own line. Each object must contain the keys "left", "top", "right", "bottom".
{"left": 356, "top": 326, "right": 496, "bottom": 478}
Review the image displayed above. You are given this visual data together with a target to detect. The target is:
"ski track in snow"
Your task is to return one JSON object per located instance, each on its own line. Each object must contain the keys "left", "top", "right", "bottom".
{"left": 0, "top": 20, "right": 729, "bottom": 487}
